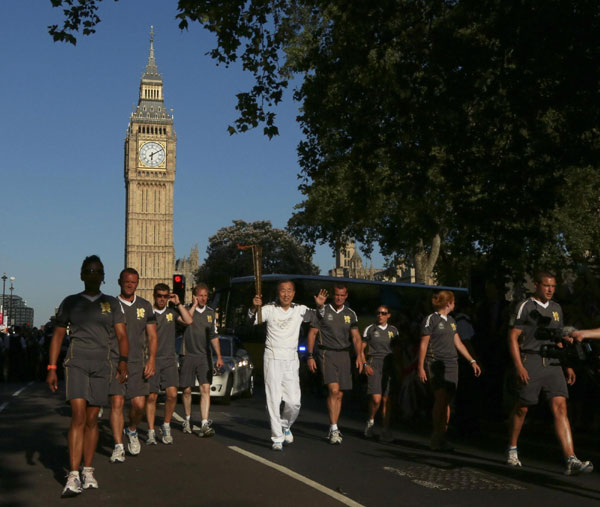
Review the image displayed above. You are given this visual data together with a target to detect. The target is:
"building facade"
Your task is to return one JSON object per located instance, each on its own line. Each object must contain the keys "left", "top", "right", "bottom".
{"left": 1, "top": 295, "right": 34, "bottom": 328}
{"left": 124, "top": 28, "right": 176, "bottom": 301}
{"left": 175, "top": 245, "right": 200, "bottom": 304}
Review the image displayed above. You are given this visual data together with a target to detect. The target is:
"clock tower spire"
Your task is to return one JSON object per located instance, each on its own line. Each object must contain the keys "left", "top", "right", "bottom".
{"left": 124, "top": 27, "right": 176, "bottom": 301}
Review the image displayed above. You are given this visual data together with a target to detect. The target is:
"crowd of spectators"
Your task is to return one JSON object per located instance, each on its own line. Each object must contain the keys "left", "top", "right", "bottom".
{"left": 0, "top": 320, "right": 68, "bottom": 383}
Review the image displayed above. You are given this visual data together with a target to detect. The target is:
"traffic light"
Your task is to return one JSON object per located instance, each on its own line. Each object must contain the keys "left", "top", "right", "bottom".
{"left": 173, "top": 274, "right": 186, "bottom": 304}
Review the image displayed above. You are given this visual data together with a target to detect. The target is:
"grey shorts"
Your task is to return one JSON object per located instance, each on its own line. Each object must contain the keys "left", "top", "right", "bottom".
{"left": 64, "top": 357, "right": 111, "bottom": 406}
{"left": 179, "top": 355, "right": 212, "bottom": 387}
{"left": 516, "top": 354, "right": 568, "bottom": 405}
{"left": 367, "top": 355, "right": 397, "bottom": 396}
{"left": 149, "top": 357, "right": 179, "bottom": 393}
{"left": 316, "top": 349, "right": 352, "bottom": 390}
{"left": 109, "top": 361, "right": 149, "bottom": 399}
{"left": 426, "top": 358, "right": 458, "bottom": 393}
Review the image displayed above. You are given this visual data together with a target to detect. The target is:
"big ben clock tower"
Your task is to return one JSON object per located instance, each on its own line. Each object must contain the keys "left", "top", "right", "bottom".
{"left": 124, "top": 27, "right": 175, "bottom": 301}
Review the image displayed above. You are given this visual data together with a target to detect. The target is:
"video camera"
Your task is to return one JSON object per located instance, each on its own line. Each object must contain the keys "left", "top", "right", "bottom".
{"left": 530, "top": 310, "right": 600, "bottom": 384}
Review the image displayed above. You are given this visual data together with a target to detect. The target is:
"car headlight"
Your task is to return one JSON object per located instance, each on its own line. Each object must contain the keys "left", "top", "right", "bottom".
{"left": 237, "top": 359, "right": 249, "bottom": 368}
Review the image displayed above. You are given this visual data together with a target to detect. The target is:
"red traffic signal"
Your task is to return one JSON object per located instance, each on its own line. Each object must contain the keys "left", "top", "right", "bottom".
{"left": 173, "top": 274, "right": 186, "bottom": 304}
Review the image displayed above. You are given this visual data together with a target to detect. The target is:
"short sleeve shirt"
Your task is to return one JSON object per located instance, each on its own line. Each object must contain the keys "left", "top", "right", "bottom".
{"left": 312, "top": 304, "right": 359, "bottom": 350}
{"left": 421, "top": 313, "right": 458, "bottom": 362}
{"left": 154, "top": 306, "right": 179, "bottom": 359}
{"left": 56, "top": 292, "right": 125, "bottom": 361}
{"left": 182, "top": 306, "right": 217, "bottom": 357}
{"left": 511, "top": 298, "right": 563, "bottom": 352}
{"left": 112, "top": 296, "right": 156, "bottom": 363}
{"left": 362, "top": 324, "right": 400, "bottom": 359}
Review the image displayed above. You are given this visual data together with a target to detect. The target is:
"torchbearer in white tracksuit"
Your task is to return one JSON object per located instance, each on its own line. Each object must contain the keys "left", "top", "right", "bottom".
{"left": 250, "top": 281, "right": 327, "bottom": 451}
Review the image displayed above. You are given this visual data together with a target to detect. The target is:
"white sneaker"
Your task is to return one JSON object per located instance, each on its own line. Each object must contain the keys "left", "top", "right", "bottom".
{"left": 182, "top": 419, "right": 192, "bottom": 434}
{"left": 146, "top": 430, "right": 157, "bottom": 445}
{"left": 110, "top": 445, "right": 125, "bottom": 463}
{"left": 328, "top": 429, "right": 343, "bottom": 445}
{"left": 364, "top": 421, "right": 374, "bottom": 438}
{"left": 565, "top": 456, "right": 593, "bottom": 476}
{"left": 62, "top": 472, "right": 82, "bottom": 497}
{"left": 283, "top": 428, "right": 294, "bottom": 444}
{"left": 197, "top": 421, "right": 215, "bottom": 438}
{"left": 506, "top": 448, "right": 522, "bottom": 467}
{"left": 160, "top": 424, "right": 173, "bottom": 444}
{"left": 81, "top": 467, "right": 98, "bottom": 490}
{"left": 272, "top": 441, "right": 283, "bottom": 451}
{"left": 124, "top": 427, "right": 141, "bottom": 455}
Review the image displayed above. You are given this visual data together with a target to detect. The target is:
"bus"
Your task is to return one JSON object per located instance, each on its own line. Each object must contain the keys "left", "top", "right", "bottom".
{"left": 211, "top": 274, "right": 469, "bottom": 375}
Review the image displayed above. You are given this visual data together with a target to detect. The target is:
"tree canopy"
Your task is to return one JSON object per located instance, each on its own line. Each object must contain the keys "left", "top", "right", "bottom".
{"left": 196, "top": 220, "right": 319, "bottom": 289}
{"left": 50, "top": 0, "right": 600, "bottom": 286}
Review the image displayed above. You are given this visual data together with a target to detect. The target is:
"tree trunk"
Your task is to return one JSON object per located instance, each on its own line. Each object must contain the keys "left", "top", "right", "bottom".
{"left": 414, "top": 234, "right": 441, "bottom": 284}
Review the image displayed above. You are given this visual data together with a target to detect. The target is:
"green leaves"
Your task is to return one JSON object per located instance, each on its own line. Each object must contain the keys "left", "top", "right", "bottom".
{"left": 196, "top": 220, "right": 319, "bottom": 289}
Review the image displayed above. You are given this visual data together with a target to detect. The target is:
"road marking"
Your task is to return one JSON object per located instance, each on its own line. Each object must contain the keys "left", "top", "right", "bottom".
{"left": 229, "top": 446, "right": 364, "bottom": 507}
{"left": 12, "top": 381, "right": 33, "bottom": 397}
{"left": 0, "top": 402, "right": 9, "bottom": 414}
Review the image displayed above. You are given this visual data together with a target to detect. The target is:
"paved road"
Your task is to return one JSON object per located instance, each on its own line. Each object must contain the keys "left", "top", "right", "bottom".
{"left": 1, "top": 381, "right": 599, "bottom": 506}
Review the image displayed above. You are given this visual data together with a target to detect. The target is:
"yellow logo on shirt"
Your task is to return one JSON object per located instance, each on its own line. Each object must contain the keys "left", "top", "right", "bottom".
{"left": 553, "top": 312, "right": 560, "bottom": 322}
{"left": 344, "top": 316, "right": 351, "bottom": 324}
{"left": 451, "top": 323, "right": 457, "bottom": 331}
{"left": 100, "top": 302, "right": 111, "bottom": 314}
{"left": 137, "top": 308, "right": 145, "bottom": 320}
{"left": 166, "top": 313, "right": 173, "bottom": 322}
{"left": 207, "top": 315, "right": 213, "bottom": 323}
{"left": 388, "top": 331, "right": 394, "bottom": 339}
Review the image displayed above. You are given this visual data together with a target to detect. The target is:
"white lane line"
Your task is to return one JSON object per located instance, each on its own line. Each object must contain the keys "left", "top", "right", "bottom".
{"left": 229, "top": 446, "right": 364, "bottom": 507}
{"left": 0, "top": 402, "right": 9, "bottom": 414}
{"left": 12, "top": 381, "right": 34, "bottom": 397}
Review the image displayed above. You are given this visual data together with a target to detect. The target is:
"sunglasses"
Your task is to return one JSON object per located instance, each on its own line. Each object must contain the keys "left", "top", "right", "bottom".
{"left": 376, "top": 311, "right": 388, "bottom": 315}
{"left": 155, "top": 294, "right": 170, "bottom": 299}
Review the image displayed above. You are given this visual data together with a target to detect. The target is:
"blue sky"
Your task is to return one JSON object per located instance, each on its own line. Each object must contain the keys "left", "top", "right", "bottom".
{"left": 1, "top": 0, "right": 384, "bottom": 326}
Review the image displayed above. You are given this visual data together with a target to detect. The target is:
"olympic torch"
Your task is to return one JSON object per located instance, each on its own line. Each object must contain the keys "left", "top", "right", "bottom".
{"left": 237, "top": 244, "right": 263, "bottom": 323}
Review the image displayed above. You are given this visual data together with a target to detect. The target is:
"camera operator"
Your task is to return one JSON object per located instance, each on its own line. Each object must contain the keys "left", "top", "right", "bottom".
{"left": 506, "top": 271, "right": 593, "bottom": 475}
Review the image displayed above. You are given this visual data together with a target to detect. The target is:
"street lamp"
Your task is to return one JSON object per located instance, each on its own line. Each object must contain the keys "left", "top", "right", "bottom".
{"left": 8, "top": 277, "right": 15, "bottom": 328}
{"left": 1, "top": 273, "right": 6, "bottom": 328}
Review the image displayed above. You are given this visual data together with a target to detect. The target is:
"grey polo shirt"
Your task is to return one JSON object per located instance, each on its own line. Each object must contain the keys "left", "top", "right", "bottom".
{"left": 312, "top": 304, "right": 359, "bottom": 350}
{"left": 421, "top": 313, "right": 458, "bottom": 362}
{"left": 362, "top": 323, "right": 400, "bottom": 359}
{"left": 511, "top": 297, "right": 563, "bottom": 352}
{"left": 56, "top": 292, "right": 125, "bottom": 361}
{"left": 181, "top": 306, "right": 217, "bottom": 357}
{"left": 154, "top": 306, "right": 179, "bottom": 360}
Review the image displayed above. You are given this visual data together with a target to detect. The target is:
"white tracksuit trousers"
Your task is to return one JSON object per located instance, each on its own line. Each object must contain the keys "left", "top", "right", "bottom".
{"left": 263, "top": 353, "right": 301, "bottom": 443}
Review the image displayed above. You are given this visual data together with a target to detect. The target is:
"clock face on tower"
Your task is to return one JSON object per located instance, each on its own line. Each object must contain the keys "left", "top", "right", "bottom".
{"left": 139, "top": 141, "right": 166, "bottom": 168}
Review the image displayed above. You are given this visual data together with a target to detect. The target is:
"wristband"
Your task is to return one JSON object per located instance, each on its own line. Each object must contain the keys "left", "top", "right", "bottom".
{"left": 47, "top": 364, "right": 57, "bottom": 370}
{"left": 119, "top": 355, "right": 128, "bottom": 363}
{"left": 470, "top": 359, "right": 476, "bottom": 364}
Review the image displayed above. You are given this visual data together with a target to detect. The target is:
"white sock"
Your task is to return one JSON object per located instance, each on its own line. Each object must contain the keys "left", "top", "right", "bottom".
{"left": 201, "top": 419, "right": 208, "bottom": 426}
{"left": 69, "top": 470, "right": 80, "bottom": 477}
{"left": 163, "top": 422, "right": 170, "bottom": 428}
{"left": 82, "top": 467, "right": 93, "bottom": 472}
{"left": 148, "top": 429, "right": 155, "bottom": 434}
{"left": 368, "top": 419, "right": 374, "bottom": 425}
{"left": 330, "top": 424, "right": 338, "bottom": 431}
{"left": 186, "top": 415, "right": 191, "bottom": 421}
{"left": 115, "top": 443, "right": 124, "bottom": 450}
